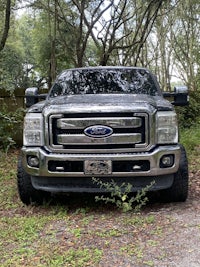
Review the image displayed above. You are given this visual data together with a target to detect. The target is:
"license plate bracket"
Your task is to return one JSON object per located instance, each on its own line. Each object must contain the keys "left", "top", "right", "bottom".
{"left": 84, "top": 160, "right": 112, "bottom": 175}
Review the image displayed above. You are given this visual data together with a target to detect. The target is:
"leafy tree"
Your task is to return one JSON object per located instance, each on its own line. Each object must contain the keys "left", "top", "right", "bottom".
{"left": 171, "top": 0, "right": 200, "bottom": 91}
{"left": 1, "top": 0, "right": 199, "bottom": 93}
{"left": 23, "top": 0, "right": 165, "bottom": 70}
{"left": 0, "top": 46, "right": 23, "bottom": 90}
{"left": 145, "top": 2, "right": 178, "bottom": 91}
{"left": 69, "top": 0, "right": 164, "bottom": 66}
{"left": 0, "top": 12, "right": 41, "bottom": 90}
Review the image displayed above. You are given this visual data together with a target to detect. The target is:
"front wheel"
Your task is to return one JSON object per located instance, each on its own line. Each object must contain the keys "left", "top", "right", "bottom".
{"left": 17, "top": 156, "right": 49, "bottom": 205}
{"left": 161, "top": 145, "right": 188, "bottom": 202}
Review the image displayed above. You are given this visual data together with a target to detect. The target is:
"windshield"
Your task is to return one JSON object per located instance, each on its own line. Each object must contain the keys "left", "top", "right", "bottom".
{"left": 49, "top": 68, "right": 159, "bottom": 98}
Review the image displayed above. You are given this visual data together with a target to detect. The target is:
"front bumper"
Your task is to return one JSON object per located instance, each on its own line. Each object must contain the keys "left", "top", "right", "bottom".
{"left": 21, "top": 145, "right": 181, "bottom": 178}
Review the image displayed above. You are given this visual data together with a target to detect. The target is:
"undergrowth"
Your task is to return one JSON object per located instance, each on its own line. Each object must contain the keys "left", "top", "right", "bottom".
{"left": 180, "top": 123, "right": 200, "bottom": 155}
{"left": 92, "top": 178, "right": 155, "bottom": 212}
{"left": 0, "top": 106, "right": 24, "bottom": 152}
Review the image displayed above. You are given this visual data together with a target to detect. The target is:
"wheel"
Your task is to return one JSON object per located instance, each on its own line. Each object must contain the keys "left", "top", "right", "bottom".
{"left": 161, "top": 145, "right": 188, "bottom": 202}
{"left": 17, "top": 155, "right": 48, "bottom": 205}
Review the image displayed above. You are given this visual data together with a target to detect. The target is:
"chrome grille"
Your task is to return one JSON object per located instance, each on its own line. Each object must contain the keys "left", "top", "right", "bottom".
{"left": 48, "top": 112, "right": 149, "bottom": 153}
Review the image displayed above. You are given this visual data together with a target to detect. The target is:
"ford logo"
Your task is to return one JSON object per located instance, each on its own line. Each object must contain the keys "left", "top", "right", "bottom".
{"left": 84, "top": 125, "right": 113, "bottom": 138}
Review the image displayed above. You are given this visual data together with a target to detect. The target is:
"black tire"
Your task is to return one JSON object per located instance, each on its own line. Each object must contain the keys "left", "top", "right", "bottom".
{"left": 17, "top": 155, "right": 48, "bottom": 205}
{"left": 161, "top": 145, "right": 188, "bottom": 202}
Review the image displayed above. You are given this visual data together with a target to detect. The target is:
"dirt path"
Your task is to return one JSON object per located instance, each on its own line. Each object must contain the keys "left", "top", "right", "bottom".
{"left": 142, "top": 200, "right": 200, "bottom": 267}
{"left": 43, "top": 168, "right": 200, "bottom": 267}
{"left": 147, "top": 169, "right": 200, "bottom": 267}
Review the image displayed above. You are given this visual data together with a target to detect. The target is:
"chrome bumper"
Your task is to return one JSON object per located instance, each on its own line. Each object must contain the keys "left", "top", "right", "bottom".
{"left": 22, "top": 145, "right": 181, "bottom": 177}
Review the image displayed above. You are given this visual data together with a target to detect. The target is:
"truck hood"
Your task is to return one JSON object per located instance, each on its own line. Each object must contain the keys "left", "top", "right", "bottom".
{"left": 28, "top": 94, "right": 173, "bottom": 113}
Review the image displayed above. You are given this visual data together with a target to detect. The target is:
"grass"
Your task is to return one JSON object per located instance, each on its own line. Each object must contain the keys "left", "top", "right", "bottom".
{"left": 180, "top": 123, "right": 200, "bottom": 156}
{"left": 180, "top": 123, "right": 200, "bottom": 170}
{"left": 0, "top": 125, "right": 199, "bottom": 267}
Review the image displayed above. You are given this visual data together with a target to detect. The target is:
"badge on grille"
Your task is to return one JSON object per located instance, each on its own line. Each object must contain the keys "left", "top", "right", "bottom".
{"left": 84, "top": 125, "right": 113, "bottom": 138}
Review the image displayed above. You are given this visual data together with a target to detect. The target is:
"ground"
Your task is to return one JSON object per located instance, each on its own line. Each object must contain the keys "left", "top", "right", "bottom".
{"left": 0, "top": 149, "right": 200, "bottom": 267}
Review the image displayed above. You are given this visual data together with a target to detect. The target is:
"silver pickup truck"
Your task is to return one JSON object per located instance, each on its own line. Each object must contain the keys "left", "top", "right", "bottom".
{"left": 17, "top": 66, "right": 189, "bottom": 205}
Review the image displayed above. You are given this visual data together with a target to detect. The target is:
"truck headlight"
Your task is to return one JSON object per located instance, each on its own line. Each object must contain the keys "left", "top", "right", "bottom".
{"left": 156, "top": 111, "right": 178, "bottom": 144}
{"left": 23, "top": 113, "right": 44, "bottom": 146}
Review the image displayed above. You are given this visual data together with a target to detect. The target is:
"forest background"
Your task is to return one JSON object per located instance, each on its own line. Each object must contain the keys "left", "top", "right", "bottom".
{"left": 0, "top": 0, "right": 200, "bottom": 149}
{"left": 1, "top": 3, "right": 200, "bottom": 266}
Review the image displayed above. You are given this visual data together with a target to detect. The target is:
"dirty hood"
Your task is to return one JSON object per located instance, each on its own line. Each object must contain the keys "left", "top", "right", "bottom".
{"left": 28, "top": 94, "right": 173, "bottom": 113}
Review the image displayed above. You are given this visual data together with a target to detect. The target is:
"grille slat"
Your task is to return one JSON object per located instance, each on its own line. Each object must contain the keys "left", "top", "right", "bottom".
{"left": 57, "top": 117, "right": 142, "bottom": 129}
{"left": 57, "top": 133, "right": 142, "bottom": 145}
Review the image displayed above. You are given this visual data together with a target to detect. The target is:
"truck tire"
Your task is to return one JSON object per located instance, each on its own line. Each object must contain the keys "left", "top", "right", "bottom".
{"left": 17, "top": 156, "right": 48, "bottom": 205}
{"left": 161, "top": 145, "right": 188, "bottom": 202}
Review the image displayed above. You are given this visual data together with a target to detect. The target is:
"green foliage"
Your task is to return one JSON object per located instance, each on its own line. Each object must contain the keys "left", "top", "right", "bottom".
{"left": 0, "top": 105, "right": 24, "bottom": 152}
{"left": 93, "top": 178, "right": 155, "bottom": 212}
{"left": 0, "top": 34, "right": 38, "bottom": 89}
{"left": 177, "top": 90, "right": 200, "bottom": 129}
{"left": 180, "top": 123, "right": 200, "bottom": 155}
{"left": 0, "top": 47, "right": 23, "bottom": 90}
{"left": 31, "top": 8, "right": 77, "bottom": 73}
{"left": 0, "top": 13, "right": 46, "bottom": 90}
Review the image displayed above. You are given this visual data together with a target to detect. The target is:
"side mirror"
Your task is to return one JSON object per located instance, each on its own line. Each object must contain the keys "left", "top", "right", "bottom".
{"left": 163, "top": 86, "right": 189, "bottom": 106}
{"left": 173, "top": 86, "right": 189, "bottom": 106}
{"left": 25, "top": 87, "right": 48, "bottom": 108}
{"left": 25, "top": 87, "right": 39, "bottom": 108}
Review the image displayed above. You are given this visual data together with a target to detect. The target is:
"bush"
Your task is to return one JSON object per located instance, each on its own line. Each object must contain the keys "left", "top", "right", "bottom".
{"left": 180, "top": 123, "right": 200, "bottom": 155}
{"left": 176, "top": 90, "right": 200, "bottom": 128}
{"left": 0, "top": 106, "right": 24, "bottom": 152}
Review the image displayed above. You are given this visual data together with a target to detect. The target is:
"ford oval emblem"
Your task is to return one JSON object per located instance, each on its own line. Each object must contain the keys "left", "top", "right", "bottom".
{"left": 84, "top": 125, "right": 113, "bottom": 138}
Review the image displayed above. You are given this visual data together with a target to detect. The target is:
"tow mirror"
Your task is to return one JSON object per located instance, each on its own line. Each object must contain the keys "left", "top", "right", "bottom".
{"left": 25, "top": 87, "right": 48, "bottom": 108}
{"left": 163, "top": 86, "right": 189, "bottom": 106}
{"left": 25, "top": 87, "right": 39, "bottom": 108}
{"left": 173, "top": 86, "right": 189, "bottom": 106}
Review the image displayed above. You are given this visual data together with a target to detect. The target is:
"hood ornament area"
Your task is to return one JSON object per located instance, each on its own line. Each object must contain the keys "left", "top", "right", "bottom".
{"left": 84, "top": 125, "right": 113, "bottom": 138}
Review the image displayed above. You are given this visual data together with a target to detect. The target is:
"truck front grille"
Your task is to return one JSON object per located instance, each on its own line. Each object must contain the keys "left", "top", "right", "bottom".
{"left": 48, "top": 112, "right": 149, "bottom": 153}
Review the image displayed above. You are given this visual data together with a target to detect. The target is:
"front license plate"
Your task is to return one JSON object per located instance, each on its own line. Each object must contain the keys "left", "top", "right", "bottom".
{"left": 84, "top": 160, "right": 112, "bottom": 175}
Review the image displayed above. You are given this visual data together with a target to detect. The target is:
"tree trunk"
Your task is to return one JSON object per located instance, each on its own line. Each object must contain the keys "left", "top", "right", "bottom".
{"left": 0, "top": 0, "right": 11, "bottom": 51}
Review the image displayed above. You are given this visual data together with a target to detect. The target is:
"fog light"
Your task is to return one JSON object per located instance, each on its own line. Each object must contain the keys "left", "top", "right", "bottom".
{"left": 27, "top": 156, "right": 39, "bottom": 168}
{"left": 160, "top": 155, "right": 174, "bottom": 168}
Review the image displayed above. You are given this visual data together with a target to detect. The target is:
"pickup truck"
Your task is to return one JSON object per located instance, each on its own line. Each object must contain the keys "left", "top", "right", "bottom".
{"left": 17, "top": 66, "right": 189, "bottom": 204}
